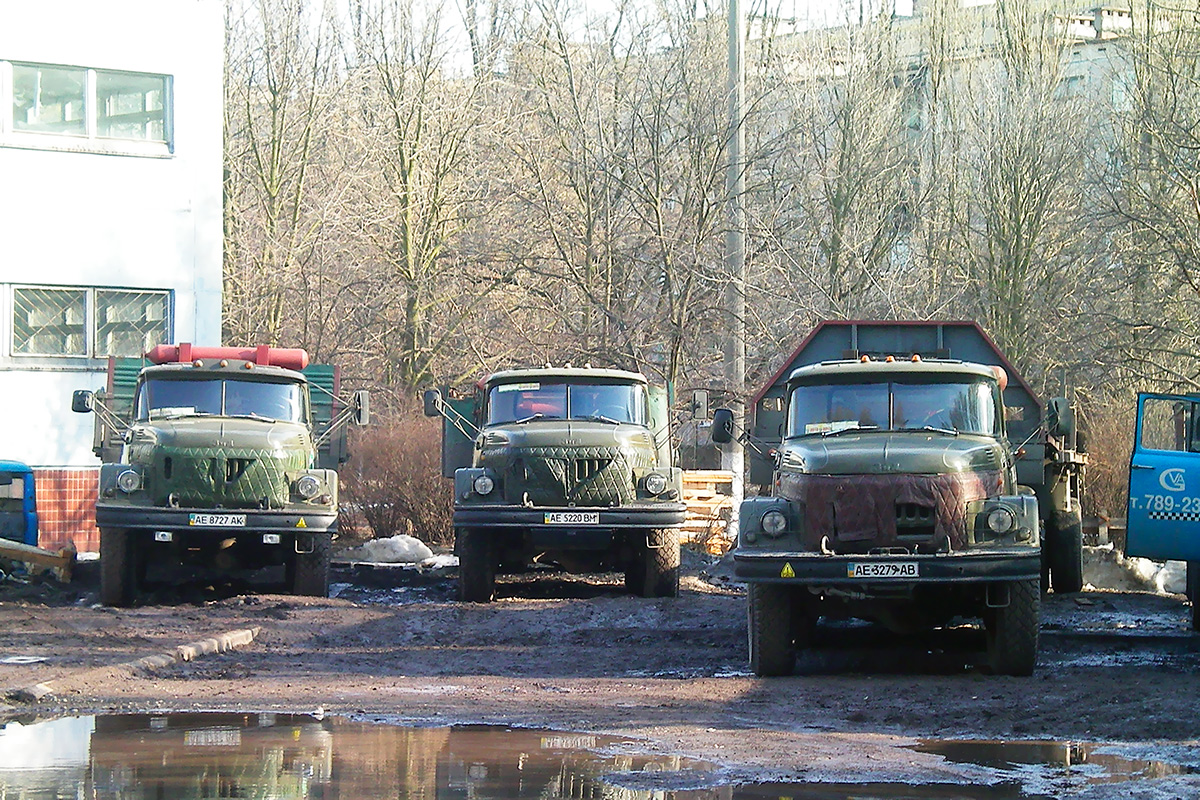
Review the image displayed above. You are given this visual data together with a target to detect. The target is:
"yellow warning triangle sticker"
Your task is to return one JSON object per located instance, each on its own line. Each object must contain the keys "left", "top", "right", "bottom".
{"left": 780, "top": 563, "right": 795, "bottom": 578}
{"left": 296, "top": 518, "right": 307, "bottom": 528}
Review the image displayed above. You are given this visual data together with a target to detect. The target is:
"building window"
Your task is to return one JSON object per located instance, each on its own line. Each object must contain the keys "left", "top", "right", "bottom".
{"left": 97, "top": 70, "right": 167, "bottom": 142}
{"left": 2, "top": 61, "right": 172, "bottom": 154}
{"left": 12, "top": 63, "right": 86, "bottom": 135}
{"left": 13, "top": 286, "right": 87, "bottom": 356}
{"left": 11, "top": 285, "right": 171, "bottom": 358}
{"left": 96, "top": 289, "right": 169, "bottom": 357}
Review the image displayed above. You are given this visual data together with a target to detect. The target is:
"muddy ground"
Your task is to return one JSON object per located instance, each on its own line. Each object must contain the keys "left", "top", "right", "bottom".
{"left": 1, "top": 551, "right": 1199, "bottom": 797}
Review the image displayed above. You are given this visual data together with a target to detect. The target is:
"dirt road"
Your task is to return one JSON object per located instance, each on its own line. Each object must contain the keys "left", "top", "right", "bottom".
{"left": 1, "top": 555, "right": 1199, "bottom": 796}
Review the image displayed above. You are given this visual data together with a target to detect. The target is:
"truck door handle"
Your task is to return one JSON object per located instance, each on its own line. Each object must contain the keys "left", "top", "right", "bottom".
{"left": 1130, "top": 463, "right": 1155, "bottom": 470}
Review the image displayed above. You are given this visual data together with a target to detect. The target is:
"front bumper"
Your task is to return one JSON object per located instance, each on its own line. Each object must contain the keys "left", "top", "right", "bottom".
{"left": 453, "top": 503, "right": 686, "bottom": 529}
{"left": 95, "top": 504, "right": 337, "bottom": 533}
{"left": 733, "top": 548, "right": 1041, "bottom": 585}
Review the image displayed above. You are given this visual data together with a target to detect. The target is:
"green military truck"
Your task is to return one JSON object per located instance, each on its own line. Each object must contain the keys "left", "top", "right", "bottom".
{"left": 713, "top": 321, "right": 1085, "bottom": 676}
{"left": 73, "top": 344, "right": 368, "bottom": 605}
{"left": 424, "top": 367, "right": 686, "bottom": 601}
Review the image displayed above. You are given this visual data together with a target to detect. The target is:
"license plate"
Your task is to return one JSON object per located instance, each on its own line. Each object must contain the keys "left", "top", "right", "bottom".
{"left": 544, "top": 511, "right": 599, "bottom": 525}
{"left": 188, "top": 513, "right": 247, "bottom": 527}
{"left": 847, "top": 561, "right": 918, "bottom": 579}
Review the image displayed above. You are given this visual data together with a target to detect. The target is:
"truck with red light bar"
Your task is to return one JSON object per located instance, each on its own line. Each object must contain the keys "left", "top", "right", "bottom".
{"left": 711, "top": 321, "right": 1086, "bottom": 676}
{"left": 72, "top": 344, "right": 369, "bottom": 605}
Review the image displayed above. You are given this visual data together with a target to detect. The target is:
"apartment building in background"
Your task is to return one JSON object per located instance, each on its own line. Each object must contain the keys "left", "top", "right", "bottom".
{"left": 0, "top": 0, "right": 223, "bottom": 551}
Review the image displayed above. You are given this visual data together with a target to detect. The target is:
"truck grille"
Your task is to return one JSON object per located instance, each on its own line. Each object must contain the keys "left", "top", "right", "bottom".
{"left": 505, "top": 446, "right": 647, "bottom": 506}
{"left": 148, "top": 447, "right": 304, "bottom": 508}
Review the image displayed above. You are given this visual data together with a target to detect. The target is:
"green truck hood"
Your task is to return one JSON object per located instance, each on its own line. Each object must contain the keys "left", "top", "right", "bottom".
{"left": 125, "top": 417, "right": 313, "bottom": 508}
{"left": 779, "top": 431, "right": 1006, "bottom": 476}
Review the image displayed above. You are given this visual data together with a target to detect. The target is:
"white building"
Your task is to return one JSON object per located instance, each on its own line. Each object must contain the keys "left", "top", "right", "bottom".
{"left": 0, "top": 0, "right": 223, "bottom": 550}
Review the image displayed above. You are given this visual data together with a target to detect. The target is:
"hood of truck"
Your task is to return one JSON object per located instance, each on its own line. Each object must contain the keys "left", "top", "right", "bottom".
{"left": 477, "top": 420, "right": 657, "bottom": 459}
{"left": 779, "top": 431, "right": 1006, "bottom": 477}
{"left": 476, "top": 420, "right": 658, "bottom": 506}
{"left": 125, "top": 417, "right": 313, "bottom": 508}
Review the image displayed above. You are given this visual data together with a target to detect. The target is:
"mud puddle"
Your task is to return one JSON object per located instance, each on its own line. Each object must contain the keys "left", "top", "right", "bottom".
{"left": 0, "top": 713, "right": 1195, "bottom": 799}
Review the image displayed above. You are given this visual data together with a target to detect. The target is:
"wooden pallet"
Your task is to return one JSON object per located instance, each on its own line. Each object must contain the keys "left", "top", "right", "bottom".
{"left": 682, "top": 470, "right": 734, "bottom": 553}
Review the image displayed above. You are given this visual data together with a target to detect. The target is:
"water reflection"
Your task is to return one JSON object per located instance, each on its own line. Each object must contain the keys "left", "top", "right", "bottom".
{"left": 0, "top": 714, "right": 1194, "bottom": 800}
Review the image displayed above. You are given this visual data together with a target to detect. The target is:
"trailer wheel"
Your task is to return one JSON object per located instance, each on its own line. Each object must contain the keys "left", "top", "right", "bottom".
{"left": 457, "top": 527, "right": 496, "bottom": 603}
{"left": 748, "top": 584, "right": 794, "bottom": 676}
{"left": 985, "top": 578, "right": 1040, "bottom": 676}
{"left": 290, "top": 533, "right": 331, "bottom": 597}
{"left": 1187, "top": 561, "right": 1199, "bottom": 632}
{"left": 642, "top": 528, "right": 680, "bottom": 598}
{"left": 100, "top": 527, "right": 140, "bottom": 607}
{"left": 1048, "top": 511, "right": 1084, "bottom": 594}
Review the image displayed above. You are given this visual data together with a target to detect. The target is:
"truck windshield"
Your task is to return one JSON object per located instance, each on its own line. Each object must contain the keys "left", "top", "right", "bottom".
{"left": 787, "top": 379, "right": 999, "bottom": 437}
{"left": 137, "top": 378, "right": 305, "bottom": 423}
{"left": 486, "top": 382, "right": 648, "bottom": 426}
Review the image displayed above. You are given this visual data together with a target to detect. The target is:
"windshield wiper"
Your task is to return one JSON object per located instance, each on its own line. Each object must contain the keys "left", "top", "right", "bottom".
{"left": 228, "top": 413, "right": 278, "bottom": 423}
{"left": 582, "top": 414, "right": 622, "bottom": 425}
{"left": 821, "top": 425, "right": 879, "bottom": 437}
{"left": 896, "top": 426, "right": 959, "bottom": 436}
{"left": 512, "top": 413, "right": 545, "bottom": 424}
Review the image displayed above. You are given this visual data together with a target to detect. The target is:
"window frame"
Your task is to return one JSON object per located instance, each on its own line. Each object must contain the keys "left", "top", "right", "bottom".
{"left": 1, "top": 60, "right": 174, "bottom": 157}
{"left": 9, "top": 284, "right": 173, "bottom": 360}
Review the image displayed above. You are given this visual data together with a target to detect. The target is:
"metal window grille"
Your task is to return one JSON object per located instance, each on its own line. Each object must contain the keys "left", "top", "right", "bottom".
{"left": 13, "top": 287, "right": 87, "bottom": 355}
{"left": 96, "top": 290, "right": 169, "bottom": 357}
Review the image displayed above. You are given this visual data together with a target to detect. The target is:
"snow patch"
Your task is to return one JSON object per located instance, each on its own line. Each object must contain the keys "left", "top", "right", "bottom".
{"left": 341, "top": 534, "right": 434, "bottom": 564}
{"left": 1083, "top": 545, "right": 1187, "bottom": 595}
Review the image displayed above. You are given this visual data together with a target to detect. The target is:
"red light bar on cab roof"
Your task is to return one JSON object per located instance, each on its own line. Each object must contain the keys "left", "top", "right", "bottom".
{"left": 145, "top": 343, "right": 310, "bottom": 370}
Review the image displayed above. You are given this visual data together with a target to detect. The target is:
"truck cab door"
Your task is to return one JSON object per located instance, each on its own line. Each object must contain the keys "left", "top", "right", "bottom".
{"left": 648, "top": 386, "right": 672, "bottom": 466}
{"left": 1127, "top": 392, "right": 1200, "bottom": 561}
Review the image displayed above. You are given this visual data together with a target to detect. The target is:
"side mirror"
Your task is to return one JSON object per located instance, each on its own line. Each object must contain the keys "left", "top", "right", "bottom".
{"left": 353, "top": 390, "right": 370, "bottom": 426}
{"left": 72, "top": 390, "right": 95, "bottom": 413}
{"left": 423, "top": 388, "right": 442, "bottom": 418}
{"left": 711, "top": 408, "right": 734, "bottom": 444}
{"left": 691, "top": 389, "right": 709, "bottom": 420}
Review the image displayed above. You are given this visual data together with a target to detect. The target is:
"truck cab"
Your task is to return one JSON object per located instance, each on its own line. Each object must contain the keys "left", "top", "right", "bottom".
{"left": 426, "top": 367, "right": 685, "bottom": 601}
{"left": 74, "top": 344, "right": 367, "bottom": 605}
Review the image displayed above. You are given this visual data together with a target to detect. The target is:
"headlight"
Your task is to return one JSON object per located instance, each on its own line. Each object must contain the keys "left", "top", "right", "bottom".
{"left": 761, "top": 509, "right": 788, "bottom": 536}
{"left": 643, "top": 472, "right": 668, "bottom": 495}
{"left": 295, "top": 475, "right": 321, "bottom": 500}
{"left": 473, "top": 474, "right": 495, "bottom": 496}
{"left": 986, "top": 507, "right": 1016, "bottom": 534}
{"left": 116, "top": 469, "right": 141, "bottom": 493}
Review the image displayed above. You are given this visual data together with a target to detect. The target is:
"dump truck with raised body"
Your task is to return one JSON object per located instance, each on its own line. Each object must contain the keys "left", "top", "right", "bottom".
{"left": 712, "top": 321, "right": 1085, "bottom": 676}
{"left": 73, "top": 344, "right": 368, "bottom": 605}
{"left": 424, "top": 367, "right": 686, "bottom": 601}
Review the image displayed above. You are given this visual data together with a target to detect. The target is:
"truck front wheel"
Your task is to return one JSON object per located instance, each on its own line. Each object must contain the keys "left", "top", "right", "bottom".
{"left": 643, "top": 528, "right": 680, "bottom": 598}
{"left": 1047, "top": 511, "right": 1084, "bottom": 594}
{"left": 748, "top": 584, "right": 794, "bottom": 676}
{"left": 100, "top": 527, "right": 140, "bottom": 607}
{"left": 985, "top": 578, "right": 1040, "bottom": 676}
{"left": 290, "top": 533, "right": 331, "bottom": 597}
{"left": 457, "top": 527, "right": 496, "bottom": 603}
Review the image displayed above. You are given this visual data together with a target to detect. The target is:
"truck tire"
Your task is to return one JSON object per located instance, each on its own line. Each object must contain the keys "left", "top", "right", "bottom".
{"left": 985, "top": 578, "right": 1040, "bottom": 676}
{"left": 624, "top": 544, "right": 647, "bottom": 596}
{"left": 1187, "top": 562, "right": 1199, "bottom": 632}
{"left": 100, "top": 527, "right": 139, "bottom": 607}
{"left": 748, "top": 584, "right": 794, "bottom": 676}
{"left": 457, "top": 527, "right": 495, "bottom": 603}
{"left": 1048, "top": 511, "right": 1084, "bottom": 594}
{"left": 291, "top": 533, "right": 331, "bottom": 597}
{"left": 643, "top": 528, "right": 680, "bottom": 598}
